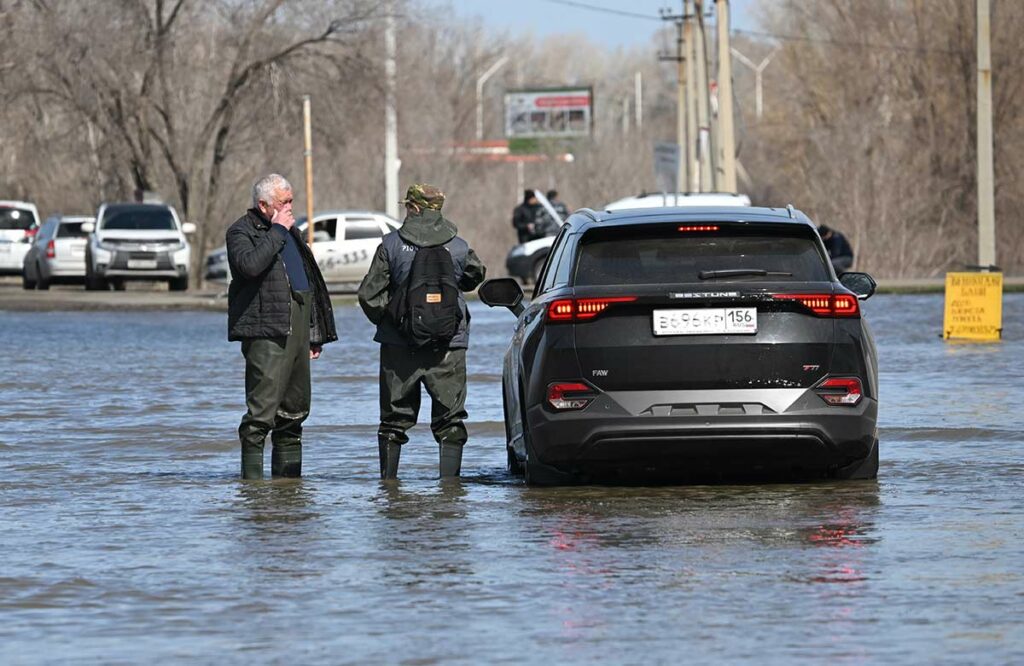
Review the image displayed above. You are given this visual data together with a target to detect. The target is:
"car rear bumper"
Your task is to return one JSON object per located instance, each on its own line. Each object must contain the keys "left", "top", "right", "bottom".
{"left": 525, "top": 389, "right": 878, "bottom": 482}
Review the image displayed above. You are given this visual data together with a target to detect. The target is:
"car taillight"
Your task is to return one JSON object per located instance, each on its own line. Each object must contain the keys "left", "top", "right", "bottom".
{"left": 547, "top": 382, "right": 595, "bottom": 410}
{"left": 815, "top": 377, "right": 863, "bottom": 406}
{"left": 772, "top": 293, "right": 860, "bottom": 317}
{"left": 678, "top": 224, "right": 719, "bottom": 232}
{"left": 46, "top": 240, "right": 55, "bottom": 258}
{"left": 25, "top": 228, "right": 38, "bottom": 239}
{"left": 547, "top": 296, "right": 636, "bottom": 322}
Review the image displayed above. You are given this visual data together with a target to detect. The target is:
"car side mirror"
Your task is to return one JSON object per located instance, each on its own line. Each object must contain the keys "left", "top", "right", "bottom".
{"left": 81, "top": 222, "right": 95, "bottom": 233}
{"left": 478, "top": 278, "right": 525, "bottom": 316}
{"left": 182, "top": 222, "right": 197, "bottom": 234}
{"left": 840, "top": 272, "right": 877, "bottom": 300}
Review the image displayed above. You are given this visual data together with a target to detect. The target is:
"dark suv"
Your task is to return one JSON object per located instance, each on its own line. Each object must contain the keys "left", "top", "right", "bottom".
{"left": 479, "top": 205, "right": 879, "bottom": 485}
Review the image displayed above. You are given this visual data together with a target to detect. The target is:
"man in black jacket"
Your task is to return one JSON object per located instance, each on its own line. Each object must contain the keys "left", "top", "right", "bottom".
{"left": 511, "top": 189, "right": 541, "bottom": 243}
{"left": 818, "top": 224, "right": 855, "bottom": 273}
{"left": 227, "top": 173, "right": 337, "bottom": 480}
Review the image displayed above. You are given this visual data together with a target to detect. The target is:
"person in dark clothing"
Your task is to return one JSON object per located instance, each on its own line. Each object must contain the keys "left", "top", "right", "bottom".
{"left": 226, "top": 173, "right": 337, "bottom": 480}
{"left": 357, "top": 184, "right": 486, "bottom": 480}
{"left": 534, "top": 189, "right": 569, "bottom": 238}
{"left": 511, "top": 189, "right": 542, "bottom": 243}
{"left": 817, "top": 224, "right": 855, "bottom": 273}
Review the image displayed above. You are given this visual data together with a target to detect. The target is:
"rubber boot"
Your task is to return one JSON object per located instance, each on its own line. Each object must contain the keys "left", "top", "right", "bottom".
{"left": 271, "top": 443, "right": 302, "bottom": 478}
{"left": 439, "top": 442, "right": 463, "bottom": 478}
{"left": 378, "top": 436, "right": 401, "bottom": 480}
{"left": 241, "top": 449, "right": 264, "bottom": 480}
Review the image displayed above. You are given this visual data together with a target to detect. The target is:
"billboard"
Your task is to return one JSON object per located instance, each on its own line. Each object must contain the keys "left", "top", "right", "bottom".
{"left": 504, "top": 87, "right": 593, "bottom": 139}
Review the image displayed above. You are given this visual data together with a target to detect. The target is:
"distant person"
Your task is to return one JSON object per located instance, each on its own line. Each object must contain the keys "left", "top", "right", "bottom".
{"left": 226, "top": 173, "right": 337, "bottom": 480}
{"left": 534, "top": 189, "right": 569, "bottom": 237}
{"left": 546, "top": 189, "right": 570, "bottom": 222}
{"left": 357, "top": 184, "right": 486, "bottom": 480}
{"left": 512, "top": 189, "right": 542, "bottom": 243}
{"left": 818, "top": 224, "right": 854, "bottom": 273}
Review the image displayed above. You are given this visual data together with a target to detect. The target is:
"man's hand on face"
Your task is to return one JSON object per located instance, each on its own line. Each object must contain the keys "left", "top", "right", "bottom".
{"left": 310, "top": 345, "right": 322, "bottom": 360}
{"left": 272, "top": 206, "right": 295, "bottom": 230}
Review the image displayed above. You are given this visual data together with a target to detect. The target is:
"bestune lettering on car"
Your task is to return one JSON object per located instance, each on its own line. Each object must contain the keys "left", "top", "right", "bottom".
{"left": 670, "top": 291, "right": 741, "bottom": 299}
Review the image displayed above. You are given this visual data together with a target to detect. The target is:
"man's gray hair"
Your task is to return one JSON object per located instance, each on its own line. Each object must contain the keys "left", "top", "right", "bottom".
{"left": 252, "top": 173, "right": 292, "bottom": 208}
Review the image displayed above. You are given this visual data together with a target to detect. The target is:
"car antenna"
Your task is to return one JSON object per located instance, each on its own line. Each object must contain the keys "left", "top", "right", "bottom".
{"left": 786, "top": 204, "right": 796, "bottom": 219}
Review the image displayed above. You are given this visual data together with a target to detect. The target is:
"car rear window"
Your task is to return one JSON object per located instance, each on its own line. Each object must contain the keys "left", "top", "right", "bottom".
{"left": 0, "top": 207, "right": 35, "bottom": 230}
{"left": 102, "top": 208, "right": 175, "bottom": 230}
{"left": 574, "top": 223, "right": 830, "bottom": 285}
{"left": 57, "top": 222, "right": 90, "bottom": 238}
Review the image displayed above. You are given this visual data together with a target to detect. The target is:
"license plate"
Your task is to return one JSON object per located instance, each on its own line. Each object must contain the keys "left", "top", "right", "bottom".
{"left": 653, "top": 307, "right": 757, "bottom": 336}
{"left": 127, "top": 259, "right": 158, "bottom": 269}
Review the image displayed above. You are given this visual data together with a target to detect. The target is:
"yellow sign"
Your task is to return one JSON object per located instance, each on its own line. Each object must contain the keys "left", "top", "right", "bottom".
{"left": 943, "top": 272, "right": 1002, "bottom": 341}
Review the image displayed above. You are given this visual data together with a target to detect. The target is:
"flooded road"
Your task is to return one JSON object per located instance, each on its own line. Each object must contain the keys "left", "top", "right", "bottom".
{"left": 2, "top": 294, "right": 1022, "bottom": 663}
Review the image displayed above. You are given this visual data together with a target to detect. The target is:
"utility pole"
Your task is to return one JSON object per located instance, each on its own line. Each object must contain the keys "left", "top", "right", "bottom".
{"left": 634, "top": 70, "right": 643, "bottom": 131}
{"left": 715, "top": 0, "right": 737, "bottom": 192}
{"left": 476, "top": 55, "right": 509, "bottom": 141}
{"left": 302, "top": 95, "right": 315, "bottom": 246}
{"left": 384, "top": 4, "right": 399, "bottom": 220}
{"left": 976, "top": 0, "right": 996, "bottom": 268}
{"left": 694, "top": 1, "right": 713, "bottom": 192}
{"left": 660, "top": 7, "right": 690, "bottom": 192}
{"left": 684, "top": 1, "right": 699, "bottom": 191}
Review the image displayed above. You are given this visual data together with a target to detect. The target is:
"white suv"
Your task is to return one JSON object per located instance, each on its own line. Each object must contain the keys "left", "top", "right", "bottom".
{"left": 0, "top": 200, "right": 42, "bottom": 275}
{"left": 83, "top": 203, "right": 196, "bottom": 291}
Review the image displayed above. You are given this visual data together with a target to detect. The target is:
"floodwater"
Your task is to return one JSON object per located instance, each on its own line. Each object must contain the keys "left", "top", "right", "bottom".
{"left": 1, "top": 294, "right": 1022, "bottom": 664}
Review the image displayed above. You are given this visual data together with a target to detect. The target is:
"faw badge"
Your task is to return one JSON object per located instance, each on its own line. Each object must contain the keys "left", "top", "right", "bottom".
{"left": 426, "top": 293, "right": 442, "bottom": 304}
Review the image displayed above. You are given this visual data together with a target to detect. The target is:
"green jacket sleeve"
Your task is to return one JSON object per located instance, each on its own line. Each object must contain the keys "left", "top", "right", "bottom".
{"left": 459, "top": 248, "right": 486, "bottom": 292}
{"left": 358, "top": 243, "right": 391, "bottom": 325}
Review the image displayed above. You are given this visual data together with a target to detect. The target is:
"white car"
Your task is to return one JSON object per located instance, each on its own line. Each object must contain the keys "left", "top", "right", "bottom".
{"left": 0, "top": 200, "right": 42, "bottom": 275}
{"left": 506, "top": 192, "right": 752, "bottom": 282}
{"left": 22, "top": 215, "right": 93, "bottom": 289}
{"left": 203, "top": 210, "right": 399, "bottom": 286}
{"left": 204, "top": 210, "right": 400, "bottom": 289}
{"left": 82, "top": 203, "right": 196, "bottom": 291}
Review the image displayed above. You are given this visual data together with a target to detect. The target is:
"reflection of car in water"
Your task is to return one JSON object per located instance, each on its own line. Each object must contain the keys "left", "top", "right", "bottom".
{"left": 204, "top": 210, "right": 399, "bottom": 289}
{"left": 506, "top": 192, "right": 751, "bottom": 283}
{"left": 481, "top": 203, "right": 879, "bottom": 486}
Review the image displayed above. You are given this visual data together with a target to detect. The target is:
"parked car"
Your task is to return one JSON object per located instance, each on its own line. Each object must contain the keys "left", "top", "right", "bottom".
{"left": 506, "top": 192, "right": 751, "bottom": 283}
{"left": 82, "top": 203, "right": 195, "bottom": 291}
{"left": 479, "top": 204, "right": 879, "bottom": 486}
{"left": 204, "top": 210, "right": 400, "bottom": 289}
{"left": 0, "top": 200, "right": 42, "bottom": 276}
{"left": 22, "top": 215, "right": 93, "bottom": 289}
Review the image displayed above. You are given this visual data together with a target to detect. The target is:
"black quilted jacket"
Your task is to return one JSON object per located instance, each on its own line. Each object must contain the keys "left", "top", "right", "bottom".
{"left": 226, "top": 208, "right": 338, "bottom": 345}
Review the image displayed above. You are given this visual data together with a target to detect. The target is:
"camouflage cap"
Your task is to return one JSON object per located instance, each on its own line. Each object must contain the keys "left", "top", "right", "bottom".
{"left": 400, "top": 183, "right": 445, "bottom": 210}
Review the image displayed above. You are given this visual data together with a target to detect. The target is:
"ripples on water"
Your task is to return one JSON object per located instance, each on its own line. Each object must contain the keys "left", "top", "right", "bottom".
{"left": 1, "top": 295, "right": 1022, "bottom": 663}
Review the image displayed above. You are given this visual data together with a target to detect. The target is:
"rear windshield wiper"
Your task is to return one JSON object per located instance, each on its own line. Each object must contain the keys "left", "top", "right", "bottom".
{"left": 698, "top": 268, "right": 793, "bottom": 279}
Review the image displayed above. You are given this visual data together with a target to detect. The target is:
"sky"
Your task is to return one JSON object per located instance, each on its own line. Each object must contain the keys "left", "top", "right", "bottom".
{"left": 431, "top": 0, "right": 762, "bottom": 49}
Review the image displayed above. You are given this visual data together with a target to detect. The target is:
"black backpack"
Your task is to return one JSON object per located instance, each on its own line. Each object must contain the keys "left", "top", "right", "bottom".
{"left": 388, "top": 243, "right": 463, "bottom": 348}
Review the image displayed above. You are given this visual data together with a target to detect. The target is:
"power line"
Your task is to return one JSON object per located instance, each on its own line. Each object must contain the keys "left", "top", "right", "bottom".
{"left": 538, "top": 1, "right": 968, "bottom": 56}
{"left": 540, "top": 0, "right": 661, "bottom": 22}
{"left": 732, "top": 28, "right": 966, "bottom": 56}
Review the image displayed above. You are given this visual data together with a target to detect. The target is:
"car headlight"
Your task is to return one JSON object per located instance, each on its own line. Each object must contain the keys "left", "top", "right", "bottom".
{"left": 508, "top": 244, "right": 527, "bottom": 258}
{"left": 98, "top": 240, "right": 119, "bottom": 251}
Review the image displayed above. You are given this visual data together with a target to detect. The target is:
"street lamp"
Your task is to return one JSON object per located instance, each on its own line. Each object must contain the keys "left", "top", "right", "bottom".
{"left": 730, "top": 46, "right": 778, "bottom": 119}
{"left": 476, "top": 55, "right": 509, "bottom": 140}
